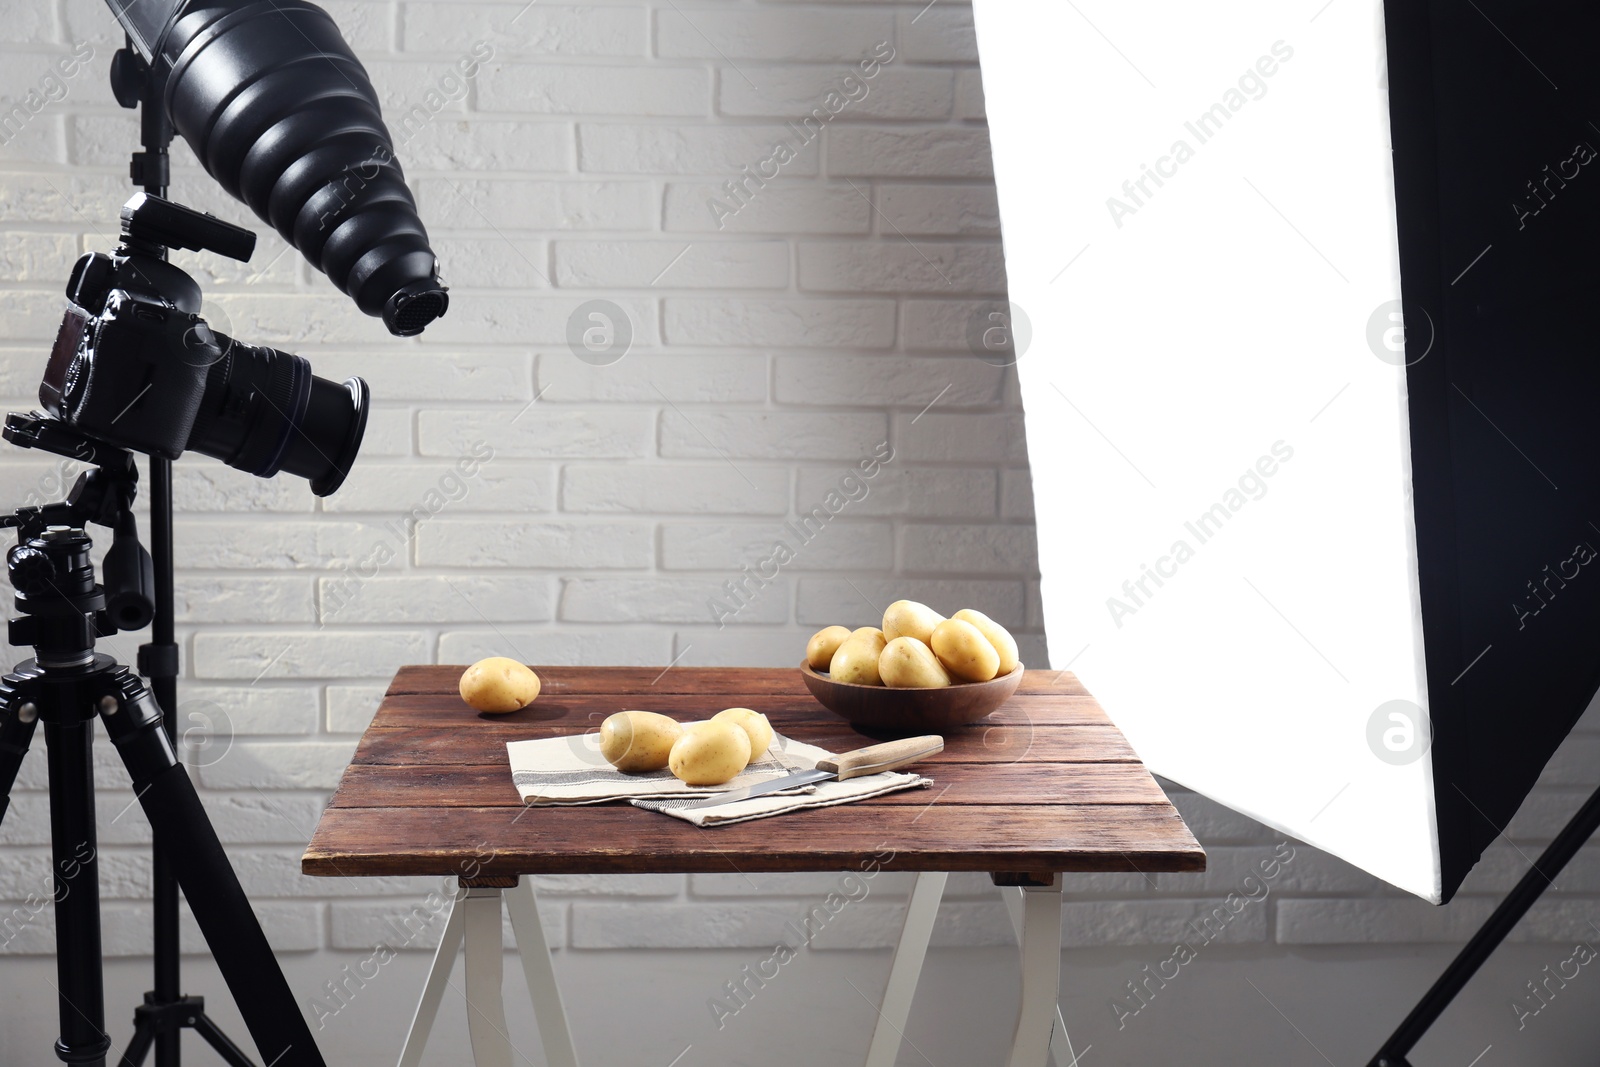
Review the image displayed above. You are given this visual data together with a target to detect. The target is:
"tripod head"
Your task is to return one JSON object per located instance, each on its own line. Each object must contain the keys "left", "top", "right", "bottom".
{"left": 4, "top": 527, "right": 116, "bottom": 671}
{"left": 1, "top": 413, "right": 154, "bottom": 633}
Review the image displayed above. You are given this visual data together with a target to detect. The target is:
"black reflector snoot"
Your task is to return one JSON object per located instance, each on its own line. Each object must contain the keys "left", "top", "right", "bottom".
{"left": 156, "top": 0, "right": 448, "bottom": 336}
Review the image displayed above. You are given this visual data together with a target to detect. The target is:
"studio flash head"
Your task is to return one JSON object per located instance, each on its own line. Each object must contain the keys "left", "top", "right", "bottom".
{"left": 39, "top": 194, "right": 369, "bottom": 496}
{"left": 107, "top": 0, "right": 449, "bottom": 336}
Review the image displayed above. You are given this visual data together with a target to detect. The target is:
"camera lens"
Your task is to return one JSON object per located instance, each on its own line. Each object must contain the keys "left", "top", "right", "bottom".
{"left": 185, "top": 338, "right": 369, "bottom": 496}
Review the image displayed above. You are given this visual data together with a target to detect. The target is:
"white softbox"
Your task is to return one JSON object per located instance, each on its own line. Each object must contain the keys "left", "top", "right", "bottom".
{"left": 972, "top": 0, "right": 1600, "bottom": 903}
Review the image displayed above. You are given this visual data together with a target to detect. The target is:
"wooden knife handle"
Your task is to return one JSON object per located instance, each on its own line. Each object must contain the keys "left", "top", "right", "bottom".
{"left": 817, "top": 735, "right": 944, "bottom": 780}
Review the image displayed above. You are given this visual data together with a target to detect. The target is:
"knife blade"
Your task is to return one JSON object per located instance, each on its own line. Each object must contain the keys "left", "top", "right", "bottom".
{"left": 679, "top": 734, "right": 943, "bottom": 810}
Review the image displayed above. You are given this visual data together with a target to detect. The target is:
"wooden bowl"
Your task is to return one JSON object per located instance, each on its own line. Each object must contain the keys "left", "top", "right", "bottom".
{"left": 799, "top": 661, "right": 1024, "bottom": 734}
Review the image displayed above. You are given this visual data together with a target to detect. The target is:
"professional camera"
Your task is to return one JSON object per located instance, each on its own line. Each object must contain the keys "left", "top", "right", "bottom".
{"left": 39, "top": 193, "right": 369, "bottom": 496}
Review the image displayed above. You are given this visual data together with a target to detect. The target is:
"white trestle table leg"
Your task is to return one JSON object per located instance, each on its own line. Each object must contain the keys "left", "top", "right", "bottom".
{"left": 505, "top": 878, "right": 582, "bottom": 1067}
{"left": 1006, "top": 875, "right": 1064, "bottom": 1067}
{"left": 1005, "top": 885, "right": 1077, "bottom": 1067}
{"left": 864, "top": 870, "right": 948, "bottom": 1067}
{"left": 463, "top": 885, "right": 514, "bottom": 1067}
{"left": 397, "top": 884, "right": 467, "bottom": 1067}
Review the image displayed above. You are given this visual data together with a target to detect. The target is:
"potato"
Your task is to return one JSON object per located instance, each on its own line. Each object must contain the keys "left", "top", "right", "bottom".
{"left": 930, "top": 619, "right": 1000, "bottom": 682}
{"left": 850, "top": 626, "right": 886, "bottom": 641}
{"left": 806, "top": 625, "right": 853, "bottom": 670}
{"left": 882, "top": 600, "right": 945, "bottom": 645}
{"left": 458, "top": 657, "right": 541, "bottom": 713}
{"left": 830, "top": 629, "right": 888, "bottom": 685}
{"left": 953, "top": 608, "right": 1020, "bottom": 675}
{"left": 669, "top": 719, "right": 753, "bottom": 786}
{"left": 599, "top": 711, "right": 683, "bottom": 773}
{"left": 879, "top": 637, "right": 952, "bottom": 689}
{"left": 712, "top": 707, "right": 774, "bottom": 757}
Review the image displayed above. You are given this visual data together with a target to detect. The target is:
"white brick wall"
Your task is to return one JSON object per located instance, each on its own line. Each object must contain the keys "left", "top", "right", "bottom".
{"left": 5, "top": 3, "right": 1600, "bottom": 1064}
{"left": 0, "top": 0, "right": 1044, "bottom": 953}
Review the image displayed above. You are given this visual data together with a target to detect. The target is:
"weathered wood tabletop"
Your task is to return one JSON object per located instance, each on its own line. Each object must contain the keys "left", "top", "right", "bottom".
{"left": 301, "top": 666, "right": 1204, "bottom": 878}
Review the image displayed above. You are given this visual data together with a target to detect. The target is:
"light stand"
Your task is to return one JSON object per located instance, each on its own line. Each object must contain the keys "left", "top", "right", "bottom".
{"left": 1368, "top": 787, "right": 1600, "bottom": 1066}
{"left": 7, "top": 0, "right": 449, "bottom": 1056}
{"left": 103, "top": 40, "right": 242, "bottom": 1067}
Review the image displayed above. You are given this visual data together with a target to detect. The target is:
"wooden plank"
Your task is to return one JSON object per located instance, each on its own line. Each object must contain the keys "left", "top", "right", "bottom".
{"left": 1013, "top": 671, "right": 1089, "bottom": 696}
{"left": 349, "top": 722, "right": 1139, "bottom": 768}
{"left": 325, "top": 762, "right": 1174, "bottom": 810}
{"left": 386, "top": 665, "right": 819, "bottom": 697}
{"left": 386, "top": 664, "right": 1093, "bottom": 700}
{"left": 301, "top": 803, "right": 1205, "bottom": 877}
{"left": 366, "top": 691, "right": 1112, "bottom": 729}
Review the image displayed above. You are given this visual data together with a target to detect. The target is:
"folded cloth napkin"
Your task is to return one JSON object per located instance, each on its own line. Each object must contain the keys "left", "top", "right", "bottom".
{"left": 507, "top": 730, "right": 930, "bottom": 826}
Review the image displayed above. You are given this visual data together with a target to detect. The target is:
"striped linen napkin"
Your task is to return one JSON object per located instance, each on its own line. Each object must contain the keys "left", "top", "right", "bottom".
{"left": 506, "top": 730, "right": 930, "bottom": 826}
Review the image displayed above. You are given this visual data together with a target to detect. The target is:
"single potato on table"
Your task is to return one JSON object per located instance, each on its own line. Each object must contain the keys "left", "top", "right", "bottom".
{"left": 830, "top": 628, "right": 888, "bottom": 685}
{"left": 882, "top": 600, "right": 945, "bottom": 645}
{"left": 806, "top": 625, "right": 853, "bottom": 670}
{"left": 930, "top": 618, "right": 1000, "bottom": 682}
{"left": 458, "top": 657, "right": 541, "bottom": 712}
{"left": 669, "top": 719, "right": 753, "bottom": 785}
{"left": 599, "top": 710, "right": 683, "bottom": 773}
{"left": 712, "top": 707, "right": 774, "bottom": 757}
{"left": 952, "top": 608, "right": 1020, "bottom": 675}
{"left": 879, "top": 636, "right": 951, "bottom": 688}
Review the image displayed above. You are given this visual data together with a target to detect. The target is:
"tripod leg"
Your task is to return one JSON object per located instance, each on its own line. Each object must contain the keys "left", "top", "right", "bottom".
{"left": 118, "top": 1023, "right": 155, "bottom": 1067}
{"left": 101, "top": 674, "right": 324, "bottom": 1067}
{"left": 1369, "top": 780, "right": 1600, "bottom": 1066}
{"left": 45, "top": 716, "right": 112, "bottom": 1067}
{"left": 0, "top": 693, "right": 40, "bottom": 827}
{"left": 191, "top": 1012, "right": 257, "bottom": 1067}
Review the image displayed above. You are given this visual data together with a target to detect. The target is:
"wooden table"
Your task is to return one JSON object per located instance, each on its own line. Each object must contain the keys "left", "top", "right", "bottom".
{"left": 304, "top": 666, "right": 1203, "bottom": 1067}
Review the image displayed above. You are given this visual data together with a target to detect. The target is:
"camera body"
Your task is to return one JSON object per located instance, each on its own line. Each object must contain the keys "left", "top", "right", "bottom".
{"left": 37, "top": 194, "right": 370, "bottom": 497}
{"left": 44, "top": 245, "right": 218, "bottom": 460}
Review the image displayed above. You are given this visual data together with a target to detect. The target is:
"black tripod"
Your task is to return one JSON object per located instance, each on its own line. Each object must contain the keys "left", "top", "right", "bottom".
{"left": 0, "top": 417, "right": 325, "bottom": 1067}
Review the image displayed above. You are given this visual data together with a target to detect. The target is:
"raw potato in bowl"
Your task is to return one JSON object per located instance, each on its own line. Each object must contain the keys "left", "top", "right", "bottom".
{"left": 880, "top": 636, "right": 951, "bottom": 689}
{"left": 830, "top": 628, "right": 888, "bottom": 686}
{"left": 883, "top": 599, "right": 944, "bottom": 644}
{"left": 953, "top": 608, "right": 1020, "bottom": 675}
{"left": 806, "top": 625, "right": 852, "bottom": 670}
{"left": 931, "top": 618, "right": 1000, "bottom": 683}
{"left": 805, "top": 603, "right": 1019, "bottom": 688}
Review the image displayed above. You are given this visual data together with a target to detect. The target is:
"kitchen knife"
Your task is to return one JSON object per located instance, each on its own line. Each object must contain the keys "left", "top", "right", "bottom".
{"left": 679, "top": 734, "right": 944, "bottom": 810}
